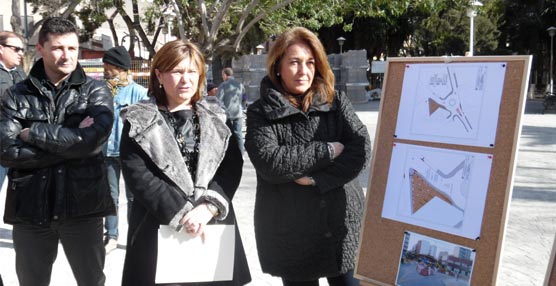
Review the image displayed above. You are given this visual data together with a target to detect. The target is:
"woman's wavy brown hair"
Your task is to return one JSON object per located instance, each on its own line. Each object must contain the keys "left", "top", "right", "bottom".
{"left": 148, "top": 40, "right": 206, "bottom": 107}
{"left": 266, "top": 27, "right": 335, "bottom": 112}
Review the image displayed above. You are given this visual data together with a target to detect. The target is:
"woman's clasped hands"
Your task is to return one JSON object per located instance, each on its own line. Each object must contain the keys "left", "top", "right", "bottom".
{"left": 179, "top": 203, "right": 215, "bottom": 240}
{"left": 294, "top": 141, "right": 344, "bottom": 186}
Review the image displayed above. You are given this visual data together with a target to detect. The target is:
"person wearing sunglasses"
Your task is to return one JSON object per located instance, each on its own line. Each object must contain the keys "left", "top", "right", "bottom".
{"left": 0, "top": 31, "right": 27, "bottom": 203}
{"left": 0, "top": 31, "right": 26, "bottom": 96}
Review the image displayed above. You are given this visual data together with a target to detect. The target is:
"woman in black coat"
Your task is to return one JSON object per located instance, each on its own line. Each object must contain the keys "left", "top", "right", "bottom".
{"left": 245, "top": 27, "right": 371, "bottom": 286}
{"left": 119, "top": 40, "right": 250, "bottom": 286}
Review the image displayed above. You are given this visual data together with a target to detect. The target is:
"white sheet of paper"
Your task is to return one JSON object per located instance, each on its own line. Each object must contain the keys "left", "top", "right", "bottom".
{"left": 155, "top": 224, "right": 235, "bottom": 284}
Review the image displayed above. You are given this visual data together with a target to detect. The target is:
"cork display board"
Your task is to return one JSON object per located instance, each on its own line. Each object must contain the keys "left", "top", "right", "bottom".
{"left": 355, "top": 56, "right": 532, "bottom": 286}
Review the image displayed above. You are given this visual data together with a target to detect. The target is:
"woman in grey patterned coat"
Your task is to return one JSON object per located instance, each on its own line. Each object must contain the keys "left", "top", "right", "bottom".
{"left": 245, "top": 27, "right": 371, "bottom": 286}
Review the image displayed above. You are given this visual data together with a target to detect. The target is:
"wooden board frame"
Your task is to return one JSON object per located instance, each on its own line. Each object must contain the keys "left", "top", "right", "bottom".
{"left": 355, "top": 56, "right": 532, "bottom": 286}
{"left": 545, "top": 233, "right": 556, "bottom": 286}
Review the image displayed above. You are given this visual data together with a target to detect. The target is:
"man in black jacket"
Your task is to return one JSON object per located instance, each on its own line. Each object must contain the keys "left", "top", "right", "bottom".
{"left": 0, "top": 18, "right": 114, "bottom": 286}
{"left": 0, "top": 31, "right": 26, "bottom": 195}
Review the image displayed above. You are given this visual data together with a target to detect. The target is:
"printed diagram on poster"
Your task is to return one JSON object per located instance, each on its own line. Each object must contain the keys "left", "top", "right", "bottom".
{"left": 396, "top": 231, "right": 476, "bottom": 286}
{"left": 382, "top": 143, "right": 493, "bottom": 239}
{"left": 395, "top": 62, "right": 507, "bottom": 147}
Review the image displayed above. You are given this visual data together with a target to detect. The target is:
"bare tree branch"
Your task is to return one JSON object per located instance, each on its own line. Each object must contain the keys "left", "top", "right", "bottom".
{"left": 60, "top": 0, "right": 81, "bottom": 19}
{"left": 196, "top": 0, "right": 210, "bottom": 41}
{"left": 232, "top": 0, "right": 297, "bottom": 51}
{"left": 236, "top": 0, "right": 259, "bottom": 35}
{"left": 115, "top": 2, "right": 157, "bottom": 58}
{"left": 209, "top": 0, "right": 234, "bottom": 40}
{"left": 108, "top": 9, "right": 120, "bottom": 46}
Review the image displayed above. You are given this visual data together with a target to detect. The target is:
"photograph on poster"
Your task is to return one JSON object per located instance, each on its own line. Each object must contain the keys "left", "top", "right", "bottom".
{"left": 395, "top": 62, "right": 506, "bottom": 148}
{"left": 382, "top": 143, "right": 493, "bottom": 239}
{"left": 395, "top": 231, "right": 476, "bottom": 286}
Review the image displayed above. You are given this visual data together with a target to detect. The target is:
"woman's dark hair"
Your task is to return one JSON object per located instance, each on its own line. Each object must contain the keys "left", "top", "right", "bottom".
{"left": 38, "top": 17, "right": 79, "bottom": 45}
{"left": 266, "top": 27, "right": 335, "bottom": 112}
{"left": 148, "top": 40, "right": 206, "bottom": 107}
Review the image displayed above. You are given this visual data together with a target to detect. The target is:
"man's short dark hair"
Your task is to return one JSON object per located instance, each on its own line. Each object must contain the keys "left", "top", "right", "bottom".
{"left": 38, "top": 17, "right": 79, "bottom": 45}
{"left": 223, "top": 67, "right": 234, "bottom": 77}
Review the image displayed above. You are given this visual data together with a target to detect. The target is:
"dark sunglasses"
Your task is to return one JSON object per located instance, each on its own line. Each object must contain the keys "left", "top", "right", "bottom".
{"left": 1, "top": 44, "right": 25, "bottom": 53}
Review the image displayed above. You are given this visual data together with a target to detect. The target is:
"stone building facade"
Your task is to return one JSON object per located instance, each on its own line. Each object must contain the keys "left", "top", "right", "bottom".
{"left": 231, "top": 49, "right": 370, "bottom": 104}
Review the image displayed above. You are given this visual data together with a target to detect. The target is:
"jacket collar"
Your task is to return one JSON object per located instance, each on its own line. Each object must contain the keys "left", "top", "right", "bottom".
{"left": 28, "top": 59, "right": 87, "bottom": 90}
{"left": 122, "top": 99, "right": 231, "bottom": 197}
{"left": 0, "top": 61, "right": 16, "bottom": 72}
{"left": 258, "top": 76, "right": 336, "bottom": 121}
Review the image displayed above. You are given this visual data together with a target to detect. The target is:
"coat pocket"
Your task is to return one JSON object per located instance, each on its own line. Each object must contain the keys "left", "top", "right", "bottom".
{"left": 4, "top": 169, "right": 51, "bottom": 224}
{"left": 12, "top": 105, "right": 49, "bottom": 128}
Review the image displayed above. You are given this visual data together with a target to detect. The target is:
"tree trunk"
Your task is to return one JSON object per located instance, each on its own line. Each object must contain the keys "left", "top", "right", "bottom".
{"left": 10, "top": 0, "right": 23, "bottom": 35}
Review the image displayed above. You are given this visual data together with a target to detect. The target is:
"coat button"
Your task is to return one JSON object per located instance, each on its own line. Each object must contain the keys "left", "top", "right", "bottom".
{"left": 53, "top": 215, "right": 59, "bottom": 220}
{"left": 324, "top": 232, "right": 332, "bottom": 238}
{"left": 320, "top": 200, "right": 326, "bottom": 208}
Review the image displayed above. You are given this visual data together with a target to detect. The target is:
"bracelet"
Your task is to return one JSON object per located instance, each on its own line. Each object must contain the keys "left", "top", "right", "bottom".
{"left": 327, "top": 143, "right": 335, "bottom": 160}
{"left": 308, "top": 176, "right": 316, "bottom": 186}
{"left": 206, "top": 203, "right": 219, "bottom": 217}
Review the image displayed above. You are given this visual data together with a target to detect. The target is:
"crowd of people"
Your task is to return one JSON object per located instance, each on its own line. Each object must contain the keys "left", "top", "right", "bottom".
{"left": 0, "top": 18, "right": 370, "bottom": 286}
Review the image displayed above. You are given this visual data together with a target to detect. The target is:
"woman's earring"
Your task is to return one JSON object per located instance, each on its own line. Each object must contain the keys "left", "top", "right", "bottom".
{"left": 159, "top": 84, "right": 163, "bottom": 89}
{"left": 276, "top": 72, "right": 280, "bottom": 77}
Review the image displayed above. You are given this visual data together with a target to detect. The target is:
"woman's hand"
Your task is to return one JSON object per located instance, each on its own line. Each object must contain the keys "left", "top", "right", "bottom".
{"left": 294, "top": 176, "right": 315, "bottom": 186}
{"left": 179, "top": 204, "right": 215, "bottom": 238}
{"left": 328, "top": 142, "right": 344, "bottom": 159}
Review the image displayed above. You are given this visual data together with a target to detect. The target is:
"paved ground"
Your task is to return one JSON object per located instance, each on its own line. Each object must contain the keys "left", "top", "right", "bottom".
{"left": 0, "top": 99, "right": 555, "bottom": 286}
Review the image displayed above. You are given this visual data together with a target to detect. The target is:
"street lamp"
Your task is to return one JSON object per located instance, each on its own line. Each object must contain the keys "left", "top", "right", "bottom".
{"left": 548, "top": 26, "right": 556, "bottom": 95}
{"left": 121, "top": 34, "right": 142, "bottom": 59}
{"left": 466, "top": 0, "right": 483, "bottom": 56}
{"left": 337, "top": 37, "right": 346, "bottom": 54}
{"left": 255, "top": 44, "right": 264, "bottom": 55}
{"left": 162, "top": 8, "right": 176, "bottom": 43}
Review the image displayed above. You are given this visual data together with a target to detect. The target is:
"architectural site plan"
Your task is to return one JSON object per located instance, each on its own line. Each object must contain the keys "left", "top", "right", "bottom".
{"left": 382, "top": 143, "right": 493, "bottom": 239}
{"left": 395, "top": 62, "right": 507, "bottom": 147}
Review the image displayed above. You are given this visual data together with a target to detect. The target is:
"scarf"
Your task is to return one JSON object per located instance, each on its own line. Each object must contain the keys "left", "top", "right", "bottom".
{"left": 106, "top": 75, "right": 130, "bottom": 97}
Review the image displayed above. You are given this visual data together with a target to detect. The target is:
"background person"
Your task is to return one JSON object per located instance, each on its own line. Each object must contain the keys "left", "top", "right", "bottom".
{"left": 120, "top": 39, "right": 251, "bottom": 286}
{"left": 207, "top": 82, "right": 218, "bottom": 96}
{"left": 0, "top": 17, "right": 115, "bottom": 286}
{"left": 0, "top": 31, "right": 27, "bottom": 193}
{"left": 101, "top": 45, "right": 149, "bottom": 254}
{"left": 217, "top": 67, "right": 246, "bottom": 153}
{"left": 205, "top": 82, "right": 224, "bottom": 108}
{"left": 245, "top": 27, "right": 371, "bottom": 286}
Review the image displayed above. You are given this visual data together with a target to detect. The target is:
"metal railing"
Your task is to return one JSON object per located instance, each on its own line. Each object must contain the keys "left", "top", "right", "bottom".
{"left": 79, "top": 59, "right": 152, "bottom": 88}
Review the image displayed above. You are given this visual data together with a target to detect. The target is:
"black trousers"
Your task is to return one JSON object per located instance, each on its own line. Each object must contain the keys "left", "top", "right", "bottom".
{"left": 12, "top": 217, "right": 106, "bottom": 286}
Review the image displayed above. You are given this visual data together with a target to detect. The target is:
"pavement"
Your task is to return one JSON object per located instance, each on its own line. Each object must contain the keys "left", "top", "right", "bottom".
{"left": 0, "top": 98, "right": 555, "bottom": 286}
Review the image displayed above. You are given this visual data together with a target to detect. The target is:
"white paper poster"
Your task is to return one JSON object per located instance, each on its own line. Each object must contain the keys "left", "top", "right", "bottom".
{"left": 382, "top": 143, "right": 493, "bottom": 239}
{"left": 395, "top": 62, "right": 507, "bottom": 147}
{"left": 156, "top": 224, "right": 235, "bottom": 284}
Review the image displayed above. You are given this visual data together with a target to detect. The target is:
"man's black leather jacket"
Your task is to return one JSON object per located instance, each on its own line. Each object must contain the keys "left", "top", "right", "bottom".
{"left": 0, "top": 59, "right": 115, "bottom": 226}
